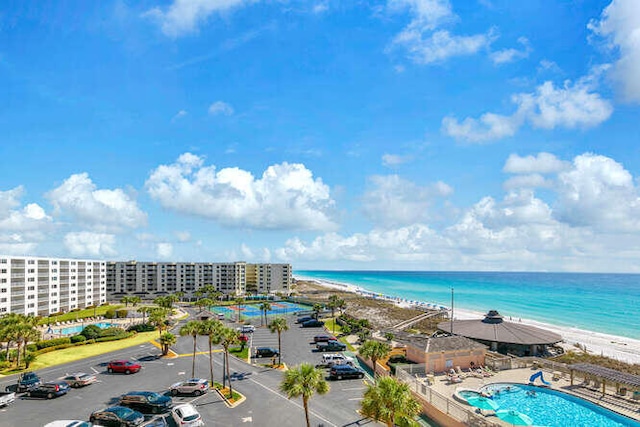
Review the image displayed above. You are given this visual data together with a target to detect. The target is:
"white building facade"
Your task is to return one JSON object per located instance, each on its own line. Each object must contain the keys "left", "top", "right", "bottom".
{"left": 0, "top": 255, "right": 107, "bottom": 316}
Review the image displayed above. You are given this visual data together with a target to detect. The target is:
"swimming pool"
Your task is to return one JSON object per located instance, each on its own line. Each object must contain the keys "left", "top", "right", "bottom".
{"left": 481, "top": 383, "right": 640, "bottom": 427}
{"left": 52, "top": 322, "right": 117, "bottom": 335}
{"left": 210, "top": 301, "right": 310, "bottom": 318}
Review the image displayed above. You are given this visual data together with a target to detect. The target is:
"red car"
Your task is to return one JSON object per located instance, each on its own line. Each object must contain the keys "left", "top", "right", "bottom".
{"left": 313, "top": 334, "right": 337, "bottom": 343}
{"left": 107, "top": 360, "right": 142, "bottom": 375}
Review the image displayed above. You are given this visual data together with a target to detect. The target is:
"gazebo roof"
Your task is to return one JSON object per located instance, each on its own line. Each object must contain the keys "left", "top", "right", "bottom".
{"left": 569, "top": 363, "right": 640, "bottom": 388}
{"left": 437, "top": 310, "right": 562, "bottom": 345}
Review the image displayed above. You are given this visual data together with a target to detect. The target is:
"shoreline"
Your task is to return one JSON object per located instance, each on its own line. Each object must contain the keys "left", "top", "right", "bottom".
{"left": 296, "top": 276, "right": 640, "bottom": 364}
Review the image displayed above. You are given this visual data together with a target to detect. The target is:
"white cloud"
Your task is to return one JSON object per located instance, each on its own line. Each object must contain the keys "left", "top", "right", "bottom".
{"left": 146, "top": 153, "right": 336, "bottom": 231}
{"left": 443, "top": 75, "right": 613, "bottom": 142}
{"left": 312, "top": 1, "right": 329, "bottom": 14}
{"left": 361, "top": 175, "right": 452, "bottom": 227}
{"left": 503, "top": 152, "right": 568, "bottom": 174}
{"left": 47, "top": 173, "right": 147, "bottom": 232}
{"left": 172, "top": 110, "right": 188, "bottom": 122}
{"left": 145, "top": 0, "right": 255, "bottom": 38}
{"left": 589, "top": 0, "right": 640, "bottom": 103}
{"left": 388, "top": 0, "right": 495, "bottom": 64}
{"left": 157, "top": 242, "right": 173, "bottom": 259}
{"left": 175, "top": 231, "right": 191, "bottom": 242}
{"left": 491, "top": 37, "right": 531, "bottom": 65}
{"left": 0, "top": 186, "right": 52, "bottom": 232}
{"left": 208, "top": 101, "right": 234, "bottom": 116}
{"left": 64, "top": 232, "right": 117, "bottom": 257}
{"left": 382, "top": 153, "right": 412, "bottom": 167}
{"left": 503, "top": 174, "right": 553, "bottom": 191}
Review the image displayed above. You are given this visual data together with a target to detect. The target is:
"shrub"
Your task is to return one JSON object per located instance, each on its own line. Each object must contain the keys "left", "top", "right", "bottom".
{"left": 127, "top": 323, "right": 155, "bottom": 333}
{"left": 116, "top": 309, "right": 128, "bottom": 318}
{"left": 70, "top": 335, "right": 86, "bottom": 343}
{"left": 99, "top": 326, "right": 125, "bottom": 337}
{"left": 26, "top": 343, "right": 38, "bottom": 352}
{"left": 104, "top": 309, "right": 116, "bottom": 319}
{"left": 36, "top": 337, "right": 71, "bottom": 350}
{"left": 81, "top": 325, "right": 102, "bottom": 340}
{"left": 95, "top": 333, "right": 133, "bottom": 343}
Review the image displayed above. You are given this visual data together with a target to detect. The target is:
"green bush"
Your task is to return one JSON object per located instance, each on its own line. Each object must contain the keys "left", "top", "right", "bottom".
{"left": 127, "top": 323, "right": 155, "bottom": 332}
{"left": 99, "top": 326, "right": 126, "bottom": 337}
{"left": 26, "top": 343, "right": 38, "bottom": 352}
{"left": 36, "top": 337, "right": 71, "bottom": 350}
{"left": 95, "top": 332, "right": 133, "bottom": 343}
{"left": 70, "top": 335, "right": 86, "bottom": 343}
{"left": 104, "top": 309, "right": 116, "bottom": 319}
{"left": 81, "top": 325, "right": 102, "bottom": 340}
{"left": 116, "top": 309, "right": 128, "bottom": 318}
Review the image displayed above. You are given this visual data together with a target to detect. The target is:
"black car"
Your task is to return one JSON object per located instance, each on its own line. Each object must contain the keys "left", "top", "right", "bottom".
{"left": 90, "top": 406, "right": 145, "bottom": 427}
{"left": 295, "top": 316, "right": 314, "bottom": 324}
{"left": 255, "top": 347, "right": 279, "bottom": 358}
{"left": 316, "top": 340, "right": 347, "bottom": 352}
{"left": 301, "top": 319, "right": 324, "bottom": 328}
{"left": 119, "top": 391, "right": 172, "bottom": 414}
{"left": 329, "top": 365, "right": 365, "bottom": 380}
{"left": 15, "top": 372, "right": 41, "bottom": 392}
{"left": 27, "top": 381, "right": 70, "bottom": 399}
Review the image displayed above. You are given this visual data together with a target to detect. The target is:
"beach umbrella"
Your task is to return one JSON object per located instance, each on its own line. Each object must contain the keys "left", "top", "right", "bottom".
{"left": 495, "top": 409, "right": 533, "bottom": 426}
{"left": 466, "top": 396, "right": 499, "bottom": 411}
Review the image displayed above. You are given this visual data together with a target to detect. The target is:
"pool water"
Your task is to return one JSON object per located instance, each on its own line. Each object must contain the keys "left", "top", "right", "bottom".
{"left": 210, "top": 301, "right": 310, "bottom": 318}
{"left": 481, "top": 383, "right": 640, "bottom": 427}
{"left": 53, "top": 322, "right": 117, "bottom": 335}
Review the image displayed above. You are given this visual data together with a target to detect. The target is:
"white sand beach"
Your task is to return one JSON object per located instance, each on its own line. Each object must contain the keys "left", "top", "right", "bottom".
{"left": 300, "top": 277, "right": 640, "bottom": 364}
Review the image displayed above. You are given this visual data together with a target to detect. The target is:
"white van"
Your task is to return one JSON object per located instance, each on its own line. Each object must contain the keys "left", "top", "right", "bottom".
{"left": 321, "top": 353, "right": 354, "bottom": 367}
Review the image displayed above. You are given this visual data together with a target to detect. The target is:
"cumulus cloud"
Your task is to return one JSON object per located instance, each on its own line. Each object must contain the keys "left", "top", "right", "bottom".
{"left": 382, "top": 153, "right": 412, "bottom": 167}
{"left": 443, "top": 75, "right": 613, "bottom": 142}
{"left": 145, "top": 153, "right": 336, "bottom": 231}
{"left": 361, "top": 175, "right": 452, "bottom": 227}
{"left": 490, "top": 36, "right": 531, "bottom": 65}
{"left": 47, "top": 173, "right": 147, "bottom": 232}
{"left": 64, "top": 232, "right": 117, "bottom": 257}
{"left": 0, "top": 186, "right": 52, "bottom": 232}
{"left": 208, "top": 101, "right": 234, "bottom": 116}
{"left": 157, "top": 242, "right": 173, "bottom": 259}
{"left": 172, "top": 110, "right": 188, "bottom": 122}
{"left": 503, "top": 152, "right": 568, "bottom": 174}
{"left": 387, "top": 0, "right": 495, "bottom": 64}
{"left": 589, "top": 0, "right": 640, "bottom": 103}
{"left": 145, "top": 0, "right": 255, "bottom": 38}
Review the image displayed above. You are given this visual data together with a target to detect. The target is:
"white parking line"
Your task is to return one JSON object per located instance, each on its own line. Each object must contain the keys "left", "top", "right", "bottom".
{"left": 248, "top": 377, "right": 337, "bottom": 427}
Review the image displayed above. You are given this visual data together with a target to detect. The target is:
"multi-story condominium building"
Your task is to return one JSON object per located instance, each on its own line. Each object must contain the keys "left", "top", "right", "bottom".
{"left": 0, "top": 255, "right": 107, "bottom": 316}
{"left": 106, "top": 261, "right": 291, "bottom": 299}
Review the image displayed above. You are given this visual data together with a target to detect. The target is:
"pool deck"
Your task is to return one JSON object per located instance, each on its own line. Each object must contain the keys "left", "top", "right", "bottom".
{"left": 429, "top": 367, "right": 640, "bottom": 425}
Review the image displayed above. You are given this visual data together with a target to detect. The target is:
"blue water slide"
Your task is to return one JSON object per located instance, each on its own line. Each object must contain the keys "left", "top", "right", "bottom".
{"left": 529, "top": 370, "right": 551, "bottom": 385}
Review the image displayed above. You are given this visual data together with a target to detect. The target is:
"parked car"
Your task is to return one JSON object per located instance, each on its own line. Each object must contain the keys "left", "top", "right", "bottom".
{"left": 119, "top": 391, "right": 172, "bottom": 414}
{"left": 301, "top": 319, "right": 324, "bottom": 328}
{"left": 329, "top": 365, "right": 365, "bottom": 380}
{"left": 0, "top": 390, "right": 15, "bottom": 407}
{"left": 44, "top": 421, "right": 93, "bottom": 427}
{"left": 255, "top": 347, "right": 279, "bottom": 358}
{"left": 89, "top": 406, "right": 144, "bottom": 427}
{"left": 295, "top": 316, "right": 314, "bottom": 324}
{"left": 313, "top": 334, "right": 336, "bottom": 343}
{"left": 59, "top": 372, "right": 97, "bottom": 388}
{"left": 321, "top": 353, "right": 354, "bottom": 367}
{"left": 238, "top": 325, "right": 255, "bottom": 333}
{"left": 27, "top": 381, "right": 70, "bottom": 399}
{"left": 107, "top": 360, "right": 142, "bottom": 374}
{"left": 316, "top": 340, "right": 347, "bottom": 352}
{"left": 169, "top": 378, "right": 209, "bottom": 396}
{"left": 14, "top": 371, "right": 41, "bottom": 392}
{"left": 171, "top": 403, "right": 204, "bottom": 427}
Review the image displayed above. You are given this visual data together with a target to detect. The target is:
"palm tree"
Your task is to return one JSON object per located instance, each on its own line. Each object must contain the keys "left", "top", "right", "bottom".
{"left": 159, "top": 332, "right": 177, "bottom": 356}
{"left": 360, "top": 376, "right": 421, "bottom": 427}
{"left": 130, "top": 296, "right": 141, "bottom": 307}
{"left": 180, "top": 320, "right": 202, "bottom": 378}
{"left": 234, "top": 297, "right": 245, "bottom": 322}
{"left": 174, "top": 291, "right": 185, "bottom": 302}
{"left": 199, "top": 319, "right": 223, "bottom": 387}
{"left": 280, "top": 363, "right": 329, "bottom": 427}
{"left": 358, "top": 340, "right": 391, "bottom": 378}
{"left": 259, "top": 301, "right": 272, "bottom": 326}
{"left": 312, "top": 303, "right": 323, "bottom": 320}
{"left": 121, "top": 296, "right": 132, "bottom": 307}
{"left": 219, "top": 327, "right": 240, "bottom": 398}
{"left": 195, "top": 298, "right": 213, "bottom": 313}
{"left": 268, "top": 317, "right": 288, "bottom": 366}
{"left": 148, "top": 307, "right": 170, "bottom": 337}
{"left": 327, "top": 295, "right": 340, "bottom": 318}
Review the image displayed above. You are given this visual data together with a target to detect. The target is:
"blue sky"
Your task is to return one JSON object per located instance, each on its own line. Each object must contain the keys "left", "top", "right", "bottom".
{"left": 2, "top": 0, "right": 640, "bottom": 272}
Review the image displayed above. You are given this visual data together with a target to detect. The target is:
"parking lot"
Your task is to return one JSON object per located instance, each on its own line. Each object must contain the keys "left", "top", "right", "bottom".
{"left": 0, "top": 311, "right": 376, "bottom": 427}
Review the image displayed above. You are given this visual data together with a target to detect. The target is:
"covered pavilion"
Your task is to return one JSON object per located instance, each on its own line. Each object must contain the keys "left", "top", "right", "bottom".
{"left": 437, "top": 309, "right": 562, "bottom": 356}
{"left": 569, "top": 363, "right": 640, "bottom": 399}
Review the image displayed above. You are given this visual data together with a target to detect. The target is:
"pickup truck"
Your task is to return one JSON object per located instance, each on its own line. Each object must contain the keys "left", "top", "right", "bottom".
{"left": 316, "top": 340, "right": 347, "bottom": 352}
{"left": 0, "top": 390, "right": 16, "bottom": 407}
{"left": 15, "top": 371, "right": 42, "bottom": 392}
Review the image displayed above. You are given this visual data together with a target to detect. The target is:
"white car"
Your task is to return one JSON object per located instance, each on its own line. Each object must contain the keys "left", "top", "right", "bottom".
{"left": 171, "top": 403, "right": 204, "bottom": 427}
{"left": 169, "top": 378, "right": 210, "bottom": 396}
{"left": 44, "top": 421, "right": 92, "bottom": 427}
{"left": 59, "top": 372, "right": 97, "bottom": 388}
{"left": 321, "top": 353, "right": 355, "bottom": 367}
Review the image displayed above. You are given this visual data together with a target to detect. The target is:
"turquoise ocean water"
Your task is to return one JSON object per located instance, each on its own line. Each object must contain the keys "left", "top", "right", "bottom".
{"left": 295, "top": 271, "right": 640, "bottom": 340}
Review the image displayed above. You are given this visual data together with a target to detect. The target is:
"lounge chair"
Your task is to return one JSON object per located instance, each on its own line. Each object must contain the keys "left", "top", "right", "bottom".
{"left": 456, "top": 366, "right": 468, "bottom": 378}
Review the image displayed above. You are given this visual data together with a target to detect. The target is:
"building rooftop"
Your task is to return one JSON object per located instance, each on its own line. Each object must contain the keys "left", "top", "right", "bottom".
{"left": 393, "top": 331, "right": 487, "bottom": 353}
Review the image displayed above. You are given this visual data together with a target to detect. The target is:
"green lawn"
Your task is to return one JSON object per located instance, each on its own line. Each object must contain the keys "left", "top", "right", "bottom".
{"left": 39, "top": 305, "right": 127, "bottom": 325}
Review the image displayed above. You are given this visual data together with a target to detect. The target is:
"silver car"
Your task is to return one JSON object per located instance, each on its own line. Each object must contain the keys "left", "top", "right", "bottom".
{"left": 59, "top": 372, "right": 97, "bottom": 388}
{"left": 169, "top": 378, "right": 209, "bottom": 396}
